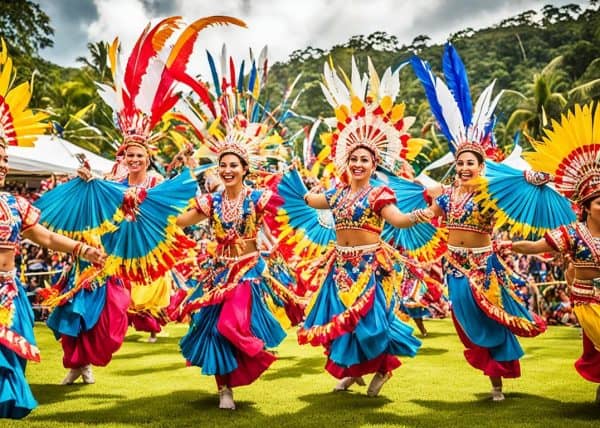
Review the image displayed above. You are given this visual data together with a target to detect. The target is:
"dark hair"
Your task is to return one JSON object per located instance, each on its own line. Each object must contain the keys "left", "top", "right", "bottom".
{"left": 456, "top": 149, "right": 484, "bottom": 165}
{"left": 580, "top": 198, "right": 593, "bottom": 222}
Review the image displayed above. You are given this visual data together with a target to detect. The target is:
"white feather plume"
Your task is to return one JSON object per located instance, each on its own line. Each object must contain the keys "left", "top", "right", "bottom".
{"left": 434, "top": 77, "right": 465, "bottom": 146}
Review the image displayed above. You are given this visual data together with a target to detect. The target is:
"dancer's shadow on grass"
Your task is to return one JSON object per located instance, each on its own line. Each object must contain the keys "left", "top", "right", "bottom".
{"left": 416, "top": 331, "right": 455, "bottom": 339}
{"left": 415, "top": 346, "right": 448, "bottom": 356}
{"left": 261, "top": 356, "right": 323, "bottom": 380}
{"left": 30, "top": 383, "right": 125, "bottom": 405}
{"left": 112, "top": 362, "right": 188, "bottom": 377}
{"left": 28, "top": 388, "right": 415, "bottom": 428}
{"left": 412, "top": 392, "right": 600, "bottom": 425}
{"left": 123, "top": 333, "right": 182, "bottom": 345}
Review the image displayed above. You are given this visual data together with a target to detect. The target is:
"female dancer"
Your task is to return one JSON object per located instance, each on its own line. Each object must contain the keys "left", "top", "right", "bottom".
{"left": 0, "top": 40, "right": 105, "bottom": 418}
{"left": 174, "top": 48, "right": 303, "bottom": 410}
{"left": 41, "top": 17, "right": 226, "bottom": 384}
{"left": 409, "top": 43, "right": 572, "bottom": 400}
{"left": 501, "top": 103, "right": 600, "bottom": 403}
{"left": 278, "top": 58, "right": 428, "bottom": 397}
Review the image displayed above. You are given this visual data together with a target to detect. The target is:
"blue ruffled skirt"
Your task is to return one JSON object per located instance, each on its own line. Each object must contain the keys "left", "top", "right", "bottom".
{"left": 0, "top": 278, "right": 38, "bottom": 419}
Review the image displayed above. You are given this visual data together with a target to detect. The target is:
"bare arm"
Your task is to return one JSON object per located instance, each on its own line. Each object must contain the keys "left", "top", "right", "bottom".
{"left": 22, "top": 224, "right": 105, "bottom": 264}
{"left": 176, "top": 208, "right": 207, "bottom": 228}
{"left": 511, "top": 239, "right": 554, "bottom": 255}
{"left": 304, "top": 192, "right": 329, "bottom": 209}
{"left": 381, "top": 201, "right": 443, "bottom": 229}
{"left": 380, "top": 204, "right": 418, "bottom": 229}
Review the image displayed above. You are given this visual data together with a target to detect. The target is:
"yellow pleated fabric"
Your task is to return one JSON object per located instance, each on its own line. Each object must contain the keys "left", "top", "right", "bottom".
{"left": 574, "top": 304, "right": 600, "bottom": 351}
{"left": 130, "top": 275, "right": 172, "bottom": 314}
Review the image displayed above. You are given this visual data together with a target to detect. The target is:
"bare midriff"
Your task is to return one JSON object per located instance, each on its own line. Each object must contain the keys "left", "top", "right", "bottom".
{"left": 574, "top": 266, "right": 600, "bottom": 281}
{"left": 0, "top": 248, "right": 15, "bottom": 271}
{"left": 447, "top": 230, "right": 491, "bottom": 248}
{"left": 336, "top": 229, "right": 380, "bottom": 247}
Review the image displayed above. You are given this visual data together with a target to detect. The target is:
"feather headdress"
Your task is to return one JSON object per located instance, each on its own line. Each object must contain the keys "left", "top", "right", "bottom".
{"left": 96, "top": 16, "right": 246, "bottom": 156}
{"left": 411, "top": 43, "right": 503, "bottom": 161}
{"left": 176, "top": 45, "right": 301, "bottom": 170}
{"left": 320, "top": 57, "right": 425, "bottom": 173}
{"left": 0, "top": 39, "right": 48, "bottom": 148}
{"left": 523, "top": 103, "right": 600, "bottom": 204}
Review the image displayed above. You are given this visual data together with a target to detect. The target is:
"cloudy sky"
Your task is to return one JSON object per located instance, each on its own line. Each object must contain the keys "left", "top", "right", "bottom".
{"left": 38, "top": 0, "right": 587, "bottom": 73}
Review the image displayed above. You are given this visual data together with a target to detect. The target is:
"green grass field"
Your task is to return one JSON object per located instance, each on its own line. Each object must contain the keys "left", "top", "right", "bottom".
{"left": 5, "top": 319, "right": 600, "bottom": 428}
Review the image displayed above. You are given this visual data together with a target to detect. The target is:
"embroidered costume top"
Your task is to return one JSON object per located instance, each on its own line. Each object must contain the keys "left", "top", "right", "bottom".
{"left": 545, "top": 223, "right": 600, "bottom": 304}
{"left": 119, "top": 172, "right": 163, "bottom": 189}
{"left": 545, "top": 223, "right": 600, "bottom": 269}
{"left": 324, "top": 185, "right": 396, "bottom": 235}
{"left": 194, "top": 188, "right": 272, "bottom": 254}
{"left": 436, "top": 186, "right": 495, "bottom": 235}
{"left": 0, "top": 193, "right": 40, "bottom": 251}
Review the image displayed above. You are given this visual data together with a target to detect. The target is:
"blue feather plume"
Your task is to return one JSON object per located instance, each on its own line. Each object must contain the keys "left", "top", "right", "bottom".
{"left": 442, "top": 43, "right": 472, "bottom": 127}
{"left": 410, "top": 55, "right": 455, "bottom": 150}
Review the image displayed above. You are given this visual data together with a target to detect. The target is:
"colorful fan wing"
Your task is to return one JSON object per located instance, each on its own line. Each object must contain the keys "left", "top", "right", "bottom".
{"left": 372, "top": 169, "right": 447, "bottom": 262}
{"left": 474, "top": 161, "right": 576, "bottom": 239}
{"left": 41, "top": 259, "right": 105, "bottom": 309}
{"left": 273, "top": 168, "right": 335, "bottom": 259}
{"left": 34, "top": 178, "right": 126, "bottom": 242}
{"left": 102, "top": 168, "right": 198, "bottom": 282}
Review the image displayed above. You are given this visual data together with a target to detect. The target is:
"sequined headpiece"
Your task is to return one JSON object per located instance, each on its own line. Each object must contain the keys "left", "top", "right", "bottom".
{"left": 411, "top": 42, "right": 504, "bottom": 162}
{"left": 320, "top": 57, "right": 425, "bottom": 174}
{"left": 523, "top": 103, "right": 600, "bottom": 204}
{"left": 0, "top": 39, "right": 48, "bottom": 149}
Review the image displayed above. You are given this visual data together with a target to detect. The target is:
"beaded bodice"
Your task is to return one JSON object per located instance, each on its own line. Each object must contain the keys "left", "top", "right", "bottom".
{"left": 545, "top": 223, "right": 600, "bottom": 269}
{"left": 324, "top": 185, "right": 396, "bottom": 235}
{"left": 0, "top": 193, "right": 40, "bottom": 250}
{"left": 436, "top": 186, "right": 495, "bottom": 235}
{"left": 120, "top": 172, "right": 163, "bottom": 189}
{"left": 195, "top": 188, "right": 271, "bottom": 245}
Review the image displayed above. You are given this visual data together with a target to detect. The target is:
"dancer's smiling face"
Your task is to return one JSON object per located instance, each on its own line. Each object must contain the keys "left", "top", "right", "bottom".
{"left": 455, "top": 151, "right": 483, "bottom": 184}
{"left": 125, "top": 145, "right": 149, "bottom": 174}
{"left": 219, "top": 153, "right": 248, "bottom": 188}
{"left": 347, "top": 147, "right": 376, "bottom": 181}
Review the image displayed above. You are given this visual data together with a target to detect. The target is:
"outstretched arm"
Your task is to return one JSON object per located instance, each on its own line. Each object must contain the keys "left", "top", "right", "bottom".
{"left": 510, "top": 239, "right": 555, "bottom": 255}
{"left": 381, "top": 202, "right": 442, "bottom": 229}
{"left": 22, "top": 224, "right": 105, "bottom": 264}
{"left": 176, "top": 209, "right": 207, "bottom": 228}
{"left": 303, "top": 192, "right": 329, "bottom": 209}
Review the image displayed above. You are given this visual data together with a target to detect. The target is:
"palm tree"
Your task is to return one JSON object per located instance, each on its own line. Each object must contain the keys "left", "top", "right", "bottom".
{"left": 567, "top": 57, "right": 600, "bottom": 103}
{"left": 76, "top": 41, "right": 111, "bottom": 83}
{"left": 504, "top": 56, "right": 569, "bottom": 142}
{"left": 505, "top": 55, "right": 600, "bottom": 144}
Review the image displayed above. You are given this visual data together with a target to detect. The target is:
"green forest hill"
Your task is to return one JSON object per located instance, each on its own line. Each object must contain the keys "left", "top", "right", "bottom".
{"left": 4, "top": 2, "right": 600, "bottom": 169}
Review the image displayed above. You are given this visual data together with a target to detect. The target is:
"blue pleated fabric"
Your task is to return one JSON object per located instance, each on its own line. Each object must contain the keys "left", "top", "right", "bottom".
{"left": 180, "top": 256, "right": 286, "bottom": 376}
{"left": 301, "top": 247, "right": 421, "bottom": 373}
{"left": 449, "top": 273, "right": 524, "bottom": 362}
{"left": 46, "top": 260, "right": 106, "bottom": 338}
{"left": 0, "top": 279, "right": 38, "bottom": 419}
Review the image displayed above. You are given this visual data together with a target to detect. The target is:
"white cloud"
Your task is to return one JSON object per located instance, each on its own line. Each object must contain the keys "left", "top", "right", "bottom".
{"left": 88, "top": 0, "right": 152, "bottom": 44}
{"left": 39, "top": 0, "right": 589, "bottom": 69}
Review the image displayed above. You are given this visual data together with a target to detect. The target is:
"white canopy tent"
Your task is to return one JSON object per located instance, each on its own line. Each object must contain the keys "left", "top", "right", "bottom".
{"left": 7, "top": 135, "right": 114, "bottom": 176}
